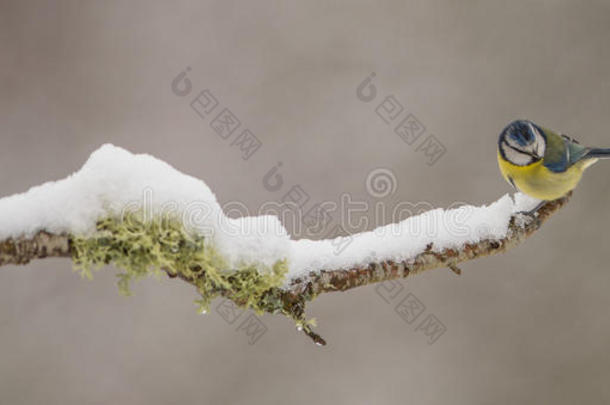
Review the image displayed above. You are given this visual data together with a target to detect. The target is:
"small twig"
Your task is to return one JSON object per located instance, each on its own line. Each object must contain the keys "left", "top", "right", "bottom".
{"left": 448, "top": 263, "right": 462, "bottom": 275}
{"left": 303, "top": 328, "right": 327, "bottom": 346}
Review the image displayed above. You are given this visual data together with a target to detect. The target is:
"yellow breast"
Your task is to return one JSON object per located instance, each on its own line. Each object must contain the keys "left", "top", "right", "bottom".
{"left": 497, "top": 150, "right": 589, "bottom": 200}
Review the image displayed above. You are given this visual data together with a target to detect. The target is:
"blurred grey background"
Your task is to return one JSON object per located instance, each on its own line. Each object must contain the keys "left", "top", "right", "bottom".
{"left": 2, "top": 1, "right": 610, "bottom": 404}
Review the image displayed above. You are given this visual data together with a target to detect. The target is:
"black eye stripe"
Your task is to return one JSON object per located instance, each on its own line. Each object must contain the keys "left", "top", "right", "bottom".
{"left": 513, "top": 146, "right": 537, "bottom": 158}
{"left": 503, "top": 141, "right": 537, "bottom": 158}
{"left": 500, "top": 140, "right": 540, "bottom": 166}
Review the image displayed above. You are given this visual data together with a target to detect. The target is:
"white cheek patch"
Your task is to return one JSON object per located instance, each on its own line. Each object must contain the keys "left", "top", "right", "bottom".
{"left": 501, "top": 142, "right": 533, "bottom": 166}
{"left": 534, "top": 132, "right": 546, "bottom": 157}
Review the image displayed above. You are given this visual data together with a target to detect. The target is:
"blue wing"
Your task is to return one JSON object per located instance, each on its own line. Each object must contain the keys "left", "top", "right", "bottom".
{"left": 543, "top": 131, "right": 590, "bottom": 173}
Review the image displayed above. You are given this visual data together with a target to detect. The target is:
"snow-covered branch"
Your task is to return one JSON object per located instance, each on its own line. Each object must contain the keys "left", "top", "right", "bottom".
{"left": 0, "top": 145, "right": 570, "bottom": 345}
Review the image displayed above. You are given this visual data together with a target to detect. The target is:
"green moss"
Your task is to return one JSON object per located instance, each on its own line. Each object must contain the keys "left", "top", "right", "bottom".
{"left": 70, "top": 211, "right": 288, "bottom": 315}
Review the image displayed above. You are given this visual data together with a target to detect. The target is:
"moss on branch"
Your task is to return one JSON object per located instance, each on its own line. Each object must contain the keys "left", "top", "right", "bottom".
{"left": 71, "top": 212, "right": 288, "bottom": 315}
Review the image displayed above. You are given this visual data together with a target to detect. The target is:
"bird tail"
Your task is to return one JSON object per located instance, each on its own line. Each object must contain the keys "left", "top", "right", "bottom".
{"left": 586, "top": 148, "right": 610, "bottom": 159}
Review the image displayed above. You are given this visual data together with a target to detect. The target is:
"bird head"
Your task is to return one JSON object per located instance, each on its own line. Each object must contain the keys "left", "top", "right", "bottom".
{"left": 498, "top": 120, "right": 546, "bottom": 166}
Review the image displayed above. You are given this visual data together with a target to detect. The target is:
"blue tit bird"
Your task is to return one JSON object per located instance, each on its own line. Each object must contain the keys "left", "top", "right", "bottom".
{"left": 497, "top": 119, "right": 610, "bottom": 201}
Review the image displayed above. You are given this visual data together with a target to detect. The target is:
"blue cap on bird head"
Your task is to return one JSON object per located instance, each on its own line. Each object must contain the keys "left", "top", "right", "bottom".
{"left": 499, "top": 119, "right": 546, "bottom": 166}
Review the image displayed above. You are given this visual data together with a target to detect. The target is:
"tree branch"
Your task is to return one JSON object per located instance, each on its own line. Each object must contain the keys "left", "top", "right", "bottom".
{"left": 286, "top": 194, "right": 569, "bottom": 297}
{"left": 0, "top": 193, "right": 571, "bottom": 346}
{"left": 0, "top": 231, "right": 71, "bottom": 266}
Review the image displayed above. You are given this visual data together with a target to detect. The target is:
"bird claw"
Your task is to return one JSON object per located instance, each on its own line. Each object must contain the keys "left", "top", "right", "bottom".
{"left": 515, "top": 201, "right": 546, "bottom": 217}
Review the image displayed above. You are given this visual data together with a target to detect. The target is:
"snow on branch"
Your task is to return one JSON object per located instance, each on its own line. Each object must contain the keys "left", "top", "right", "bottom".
{"left": 0, "top": 145, "right": 570, "bottom": 345}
